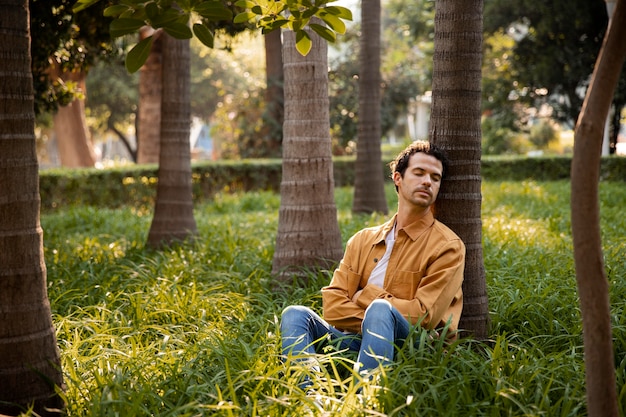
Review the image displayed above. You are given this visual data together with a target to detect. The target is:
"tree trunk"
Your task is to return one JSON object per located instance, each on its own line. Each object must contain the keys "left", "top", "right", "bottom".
{"left": 272, "top": 24, "right": 344, "bottom": 282}
{"left": 51, "top": 66, "right": 96, "bottom": 168}
{"left": 262, "top": 29, "right": 284, "bottom": 158}
{"left": 570, "top": 1, "right": 626, "bottom": 415}
{"left": 352, "top": 0, "right": 388, "bottom": 215}
{"left": 0, "top": 1, "right": 65, "bottom": 415}
{"left": 430, "top": 0, "right": 489, "bottom": 339}
{"left": 137, "top": 27, "right": 163, "bottom": 165}
{"left": 147, "top": 32, "right": 198, "bottom": 248}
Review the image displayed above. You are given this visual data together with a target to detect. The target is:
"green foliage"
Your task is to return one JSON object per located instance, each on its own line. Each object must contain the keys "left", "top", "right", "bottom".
{"left": 39, "top": 160, "right": 282, "bottom": 211}
{"left": 481, "top": 115, "right": 531, "bottom": 155}
{"left": 42, "top": 181, "right": 626, "bottom": 415}
{"left": 529, "top": 120, "right": 558, "bottom": 149}
{"left": 37, "top": 158, "right": 362, "bottom": 211}
{"left": 483, "top": 0, "right": 612, "bottom": 124}
{"left": 39, "top": 157, "right": 626, "bottom": 211}
{"left": 210, "top": 88, "right": 282, "bottom": 159}
{"left": 233, "top": 0, "right": 352, "bottom": 55}
{"left": 74, "top": 0, "right": 352, "bottom": 70}
{"left": 481, "top": 30, "right": 529, "bottom": 154}
{"left": 326, "top": 0, "right": 432, "bottom": 148}
{"left": 73, "top": 0, "right": 237, "bottom": 72}
{"left": 30, "top": 0, "right": 115, "bottom": 114}
{"left": 328, "top": 56, "right": 359, "bottom": 146}
{"left": 85, "top": 56, "right": 139, "bottom": 147}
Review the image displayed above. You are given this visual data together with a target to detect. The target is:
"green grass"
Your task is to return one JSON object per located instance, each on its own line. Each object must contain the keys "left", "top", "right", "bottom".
{"left": 41, "top": 181, "right": 626, "bottom": 416}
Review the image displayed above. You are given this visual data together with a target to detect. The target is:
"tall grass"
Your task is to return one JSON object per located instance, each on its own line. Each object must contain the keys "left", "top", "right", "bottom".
{"left": 40, "top": 181, "right": 626, "bottom": 416}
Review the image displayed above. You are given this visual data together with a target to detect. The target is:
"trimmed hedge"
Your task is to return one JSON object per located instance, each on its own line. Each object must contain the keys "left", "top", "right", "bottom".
{"left": 39, "top": 156, "right": 626, "bottom": 210}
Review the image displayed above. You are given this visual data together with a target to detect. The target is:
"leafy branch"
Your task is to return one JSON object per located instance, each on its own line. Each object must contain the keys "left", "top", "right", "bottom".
{"left": 234, "top": 0, "right": 352, "bottom": 55}
{"left": 72, "top": 0, "right": 352, "bottom": 72}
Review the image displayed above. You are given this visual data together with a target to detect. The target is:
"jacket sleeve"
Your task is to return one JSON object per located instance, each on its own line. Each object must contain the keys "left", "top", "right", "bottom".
{"left": 321, "top": 233, "right": 367, "bottom": 333}
{"left": 354, "top": 238, "right": 465, "bottom": 331}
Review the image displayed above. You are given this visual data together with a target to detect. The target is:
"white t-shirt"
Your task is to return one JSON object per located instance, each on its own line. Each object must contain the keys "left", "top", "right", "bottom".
{"left": 367, "top": 222, "right": 396, "bottom": 288}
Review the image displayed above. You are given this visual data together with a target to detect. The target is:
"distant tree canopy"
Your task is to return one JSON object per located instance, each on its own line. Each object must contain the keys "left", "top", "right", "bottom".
{"left": 30, "top": 0, "right": 115, "bottom": 115}
{"left": 328, "top": 0, "right": 433, "bottom": 150}
{"left": 483, "top": 0, "right": 614, "bottom": 125}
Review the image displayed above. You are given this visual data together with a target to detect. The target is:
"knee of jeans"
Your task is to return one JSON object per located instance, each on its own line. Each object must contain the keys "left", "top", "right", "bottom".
{"left": 281, "top": 305, "right": 309, "bottom": 330}
{"left": 366, "top": 299, "right": 393, "bottom": 315}
{"left": 362, "top": 299, "right": 393, "bottom": 325}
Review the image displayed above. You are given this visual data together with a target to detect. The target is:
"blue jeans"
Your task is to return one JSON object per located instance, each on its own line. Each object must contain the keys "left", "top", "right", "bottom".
{"left": 280, "top": 299, "right": 410, "bottom": 379}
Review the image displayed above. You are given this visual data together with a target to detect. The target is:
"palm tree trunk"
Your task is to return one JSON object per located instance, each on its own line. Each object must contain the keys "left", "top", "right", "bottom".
{"left": 50, "top": 64, "right": 96, "bottom": 168}
{"left": 272, "top": 24, "right": 344, "bottom": 282}
{"left": 0, "top": 1, "right": 64, "bottom": 415}
{"left": 430, "top": 0, "right": 489, "bottom": 339}
{"left": 352, "top": 0, "right": 388, "bottom": 215}
{"left": 147, "top": 32, "right": 197, "bottom": 248}
{"left": 571, "top": 1, "right": 626, "bottom": 415}
{"left": 262, "top": 29, "right": 284, "bottom": 157}
{"left": 137, "top": 27, "right": 163, "bottom": 165}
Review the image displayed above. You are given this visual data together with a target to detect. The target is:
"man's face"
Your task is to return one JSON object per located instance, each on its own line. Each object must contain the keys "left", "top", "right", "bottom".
{"left": 393, "top": 152, "right": 443, "bottom": 209}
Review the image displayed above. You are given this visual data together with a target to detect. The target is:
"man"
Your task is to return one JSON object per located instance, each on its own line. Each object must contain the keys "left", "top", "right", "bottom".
{"left": 280, "top": 141, "right": 465, "bottom": 382}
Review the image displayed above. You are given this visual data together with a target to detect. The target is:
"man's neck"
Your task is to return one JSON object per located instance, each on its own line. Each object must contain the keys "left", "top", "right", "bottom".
{"left": 395, "top": 205, "right": 432, "bottom": 233}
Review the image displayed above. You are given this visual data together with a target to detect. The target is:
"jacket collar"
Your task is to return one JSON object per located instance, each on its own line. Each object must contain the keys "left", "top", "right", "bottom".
{"left": 376, "top": 210, "right": 435, "bottom": 243}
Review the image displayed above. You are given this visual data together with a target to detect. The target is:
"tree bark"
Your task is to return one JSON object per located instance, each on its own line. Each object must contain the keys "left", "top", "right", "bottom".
{"left": 352, "top": 0, "right": 388, "bottom": 215}
{"left": 147, "top": 32, "right": 197, "bottom": 248}
{"left": 0, "top": 1, "right": 65, "bottom": 415}
{"left": 137, "top": 27, "right": 163, "bottom": 165}
{"left": 272, "top": 23, "right": 344, "bottom": 282}
{"left": 262, "top": 29, "right": 284, "bottom": 158}
{"left": 50, "top": 66, "right": 96, "bottom": 168}
{"left": 431, "top": 0, "right": 489, "bottom": 339}
{"left": 570, "top": 0, "right": 626, "bottom": 415}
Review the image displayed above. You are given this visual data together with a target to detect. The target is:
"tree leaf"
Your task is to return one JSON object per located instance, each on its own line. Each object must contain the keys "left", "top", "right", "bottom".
{"left": 194, "top": 2, "right": 234, "bottom": 20}
{"left": 72, "top": 0, "right": 100, "bottom": 13}
{"left": 150, "top": 9, "right": 182, "bottom": 28}
{"left": 110, "top": 18, "right": 146, "bottom": 38}
{"left": 319, "top": 13, "right": 345, "bottom": 34}
{"left": 103, "top": 5, "right": 130, "bottom": 17}
{"left": 268, "top": 18, "right": 289, "bottom": 31}
{"left": 295, "top": 30, "right": 312, "bottom": 56}
{"left": 292, "top": 18, "right": 305, "bottom": 32}
{"left": 234, "top": 0, "right": 256, "bottom": 8}
{"left": 234, "top": 11, "right": 256, "bottom": 24}
{"left": 310, "top": 23, "right": 336, "bottom": 43}
{"left": 163, "top": 22, "right": 193, "bottom": 39}
{"left": 145, "top": 2, "right": 159, "bottom": 20}
{"left": 324, "top": 6, "right": 353, "bottom": 20}
{"left": 193, "top": 23, "right": 215, "bottom": 48}
{"left": 126, "top": 36, "right": 153, "bottom": 74}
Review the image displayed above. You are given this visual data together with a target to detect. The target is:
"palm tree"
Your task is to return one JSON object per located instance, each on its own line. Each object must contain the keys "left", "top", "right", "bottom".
{"left": 147, "top": 32, "right": 198, "bottom": 247}
{"left": 137, "top": 27, "right": 163, "bottom": 165}
{"left": 430, "top": 0, "right": 489, "bottom": 339}
{"left": 50, "top": 65, "right": 97, "bottom": 167}
{"left": 272, "top": 23, "right": 344, "bottom": 282}
{"left": 352, "top": 0, "right": 388, "bottom": 215}
{"left": 0, "top": 1, "right": 64, "bottom": 414}
{"left": 262, "top": 29, "right": 284, "bottom": 157}
{"left": 570, "top": 1, "right": 625, "bottom": 415}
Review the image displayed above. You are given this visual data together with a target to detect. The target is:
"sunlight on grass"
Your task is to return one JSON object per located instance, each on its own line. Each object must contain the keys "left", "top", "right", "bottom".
{"left": 40, "top": 183, "right": 626, "bottom": 416}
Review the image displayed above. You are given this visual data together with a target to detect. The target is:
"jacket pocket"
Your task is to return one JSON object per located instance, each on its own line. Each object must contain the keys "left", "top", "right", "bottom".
{"left": 388, "top": 270, "right": 424, "bottom": 299}
{"left": 347, "top": 270, "right": 364, "bottom": 299}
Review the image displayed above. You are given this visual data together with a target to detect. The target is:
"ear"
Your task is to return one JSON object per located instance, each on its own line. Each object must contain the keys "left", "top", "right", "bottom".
{"left": 392, "top": 171, "right": 402, "bottom": 187}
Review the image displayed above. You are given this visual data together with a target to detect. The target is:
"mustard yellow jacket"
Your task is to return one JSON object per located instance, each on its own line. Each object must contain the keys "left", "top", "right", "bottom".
{"left": 322, "top": 211, "right": 465, "bottom": 335}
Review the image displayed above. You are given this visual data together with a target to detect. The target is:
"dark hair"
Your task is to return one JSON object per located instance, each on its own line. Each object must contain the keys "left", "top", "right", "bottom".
{"left": 389, "top": 141, "right": 449, "bottom": 188}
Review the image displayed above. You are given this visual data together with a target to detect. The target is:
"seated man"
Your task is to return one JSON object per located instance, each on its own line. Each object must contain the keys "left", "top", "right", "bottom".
{"left": 280, "top": 140, "right": 465, "bottom": 383}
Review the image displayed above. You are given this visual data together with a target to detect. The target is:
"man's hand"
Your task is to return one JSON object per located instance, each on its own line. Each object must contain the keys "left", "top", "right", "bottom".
{"left": 352, "top": 289, "right": 363, "bottom": 303}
